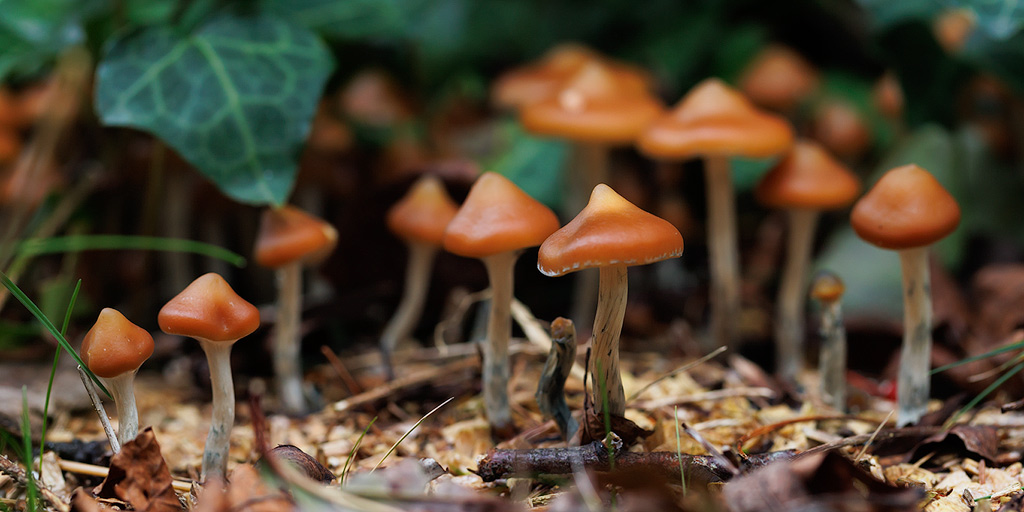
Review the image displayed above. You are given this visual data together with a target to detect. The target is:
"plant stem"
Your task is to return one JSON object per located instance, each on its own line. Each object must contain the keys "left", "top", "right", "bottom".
{"left": 818, "top": 298, "right": 847, "bottom": 411}
{"left": 897, "top": 247, "right": 932, "bottom": 426}
{"left": 590, "top": 265, "right": 628, "bottom": 416}
{"left": 103, "top": 373, "right": 139, "bottom": 446}
{"left": 78, "top": 366, "right": 119, "bottom": 454}
{"left": 536, "top": 318, "right": 578, "bottom": 440}
{"left": 275, "top": 262, "right": 306, "bottom": 415}
{"left": 199, "top": 339, "right": 235, "bottom": 481}
{"left": 776, "top": 209, "right": 819, "bottom": 380}
{"left": 380, "top": 242, "right": 438, "bottom": 377}
{"left": 704, "top": 155, "right": 741, "bottom": 349}
{"left": 481, "top": 251, "right": 519, "bottom": 434}
{"left": 569, "top": 143, "right": 609, "bottom": 334}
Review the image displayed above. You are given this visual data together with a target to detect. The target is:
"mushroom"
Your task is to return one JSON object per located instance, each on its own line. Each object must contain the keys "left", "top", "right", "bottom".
{"left": 638, "top": 78, "right": 793, "bottom": 348}
{"left": 810, "top": 98, "right": 871, "bottom": 161}
{"left": 521, "top": 60, "right": 663, "bottom": 329}
{"left": 158, "top": 273, "right": 260, "bottom": 481}
{"left": 810, "top": 271, "right": 847, "bottom": 411}
{"left": 254, "top": 205, "right": 338, "bottom": 415}
{"left": 381, "top": 174, "right": 459, "bottom": 375}
{"left": 442, "top": 172, "right": 560, "bottom": 434}
{"left": 738, "top": 45, "right": 820, "bottom": 113}
{"left": 79, "top": 308, "right": 154, "bottom": 445}
{"left": 851, "top": 164, "right": 960, "bottom": 425}
{"left": 538, "top": 184, "right": 684, "bottom": 416}
{"left": 754, "top": 140, "right": 860, "bottom": 380}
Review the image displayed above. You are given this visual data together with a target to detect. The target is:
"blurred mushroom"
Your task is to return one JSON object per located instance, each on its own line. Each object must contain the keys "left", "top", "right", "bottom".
{"left": 810, "top": 98, "right": 871, "bottom": 161}
{"left": 810, "top": 271, "right": 847, "bottom": 411}
{"left": 738, "top": 45, "right": 820, "bottom": 113}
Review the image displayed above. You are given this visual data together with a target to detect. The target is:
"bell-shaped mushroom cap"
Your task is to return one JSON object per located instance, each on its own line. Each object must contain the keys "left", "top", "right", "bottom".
{"left": 738, "top": 45, "right": 820, "bottom": 112}
{"left": 442, "top": 172, "right": 560, "bottom": 259}
{"left": 810, "top": 271, "right": 845, "bottom": 303}
{"left": 755, "top": 140, "right": 861, "bottom": 210}
{"left": 158, "top": 273, "right": 260, "bottom": 343}
{"left": 254, "top": 206, "right": 338, "bottom": 268}
{"left": 538, "top": 184, "right": 684, "bottom": 277}
{"left": 386, "top": 174, "right": 459, "bottom": 245}
{"left": 520, "top": 61, "right": 664, "bottom": 144}
{"left": 80, "top": 308, "right": 154, "bottom": 379}
{"left": 851, "top": 164, "right": 961, "bottom": 250}
{"left": 637, "top": 78, "right": 794, "bottom": 160}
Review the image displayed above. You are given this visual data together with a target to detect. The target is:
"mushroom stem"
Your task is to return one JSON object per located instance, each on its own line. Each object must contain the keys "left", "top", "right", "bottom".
{"left": 380, "top": 241, "right": 438, "bottom": 375}
{"left": 481, "top": 250, "right": 520, "bottom": 432}
{"left": 274, "top": 262, "right": 306, "bottom": 415}
{"left": 198, "top": 339, "right": 235, "bottom": 481}
{"left": 590, "top": 264, "right": 628, "bottom": 416}
{"left": 818, "top": 297, "right": 846, "bottom": 411}
{"left": 897, "top": 246, "right": 933, "bottom": 426}
{"left": 704, "top": 155, "right": 741, "bottom": 348}
{"left": 775, "top": 209, "right": 819, "bottom": 380}
{"left": 569, "top": 143, "right": 609, "bottom": 332}
{"left": 102, "top": 373, "right": 139, "bottom": 446}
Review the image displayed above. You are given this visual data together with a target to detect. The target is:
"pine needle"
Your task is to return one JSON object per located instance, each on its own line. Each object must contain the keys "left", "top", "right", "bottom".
{"left": 370, "top": 397, "right": 454, "bottom": 473}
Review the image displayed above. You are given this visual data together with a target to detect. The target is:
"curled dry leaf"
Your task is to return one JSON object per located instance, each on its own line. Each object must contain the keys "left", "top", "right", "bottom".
{"left": 92, "top": 427, "right": 181, "bottom": 512}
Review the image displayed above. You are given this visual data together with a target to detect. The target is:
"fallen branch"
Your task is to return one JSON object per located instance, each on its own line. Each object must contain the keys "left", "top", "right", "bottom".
{"left": 0, "top": 454, "right": 70, "bottom": 512}
{"left": 57, "top": 458, "right": 193, "bottom": 494}
{"left": 330, "top": 357, "right": 478, "bottom": 413}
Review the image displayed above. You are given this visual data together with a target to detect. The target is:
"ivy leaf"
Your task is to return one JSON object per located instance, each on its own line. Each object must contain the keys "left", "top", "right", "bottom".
{"left": 259, "top": 0, "right": 408, "bottom": 40}
{"left": 488, "top": 120, "right": 569, "bottom": 213}
{"left": 0, "top": 0, "right": 93, "bottom": 79}
{"left": 95, "top": 14, "right": 333, "bottom": 205}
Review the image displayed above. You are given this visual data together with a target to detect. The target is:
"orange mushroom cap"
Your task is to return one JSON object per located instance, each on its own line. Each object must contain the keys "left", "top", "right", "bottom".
{"left": 755, "top": 140, "right": 861, "bottom": 210}
{"left": 637, "top": 78, "right": 794, "bottom": 160}
{"left": 811, "top": 99, "right": 871, "bottom": 160}
{"left": 851, "top": 164, "right": 960, "bottom": 250}
{"left": 386, "top": 174, "right": 459, "bottom": 245}
{"left": 738, "top": 45, "right": 820, "bottom": 112}
{"left": 254, "top": 205, "right": 338, "bottom": 268}
{"left": 538, "top": 184, "right": 684, "bottom": 277}
{"left": 80, "top": 308, "right": 154, "bottom": 379}
{"left": 810, "top": 272, "right": 845, "bottom": 303}
{"left": 519, "top": 61, "right": 664, "bottom": 144}
{"left": 158, "top": 273, "right": 260, "bottom": 343}
{"left": 442, "top": 172, "right": 560, "bottom": 259}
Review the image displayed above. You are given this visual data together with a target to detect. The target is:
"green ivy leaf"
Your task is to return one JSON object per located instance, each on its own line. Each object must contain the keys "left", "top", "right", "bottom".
{"left": 95, "top": 14, "right": 333, "bottom": 205}
{"left": 488, "top": 120, "right": 568, "bottom": 213}
{"left": 259, "top": 0, "right": 408, "bottom": 40}
{"left": 0, "top": 0, "right": 93, "bottom": 79}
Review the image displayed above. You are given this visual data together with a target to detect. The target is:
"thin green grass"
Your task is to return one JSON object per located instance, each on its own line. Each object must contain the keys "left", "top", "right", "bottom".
{"left": 40, "top": 279, "right": 82, "bottom": 452}
{"left": 0, "top": 272, "right": 109, "bottom": 398}
{"left": 22, "top": 387, "right": 39, "bottom": 512}
{"left": 674, "top": 406, "right": 686, "bottom": 496}
{"left": 16, "top": 235, "right": 246, "bottom": 267}
{"left": 340, "top": 416, "right": 377, "bottom": 487}
{"left": 932, "top": 337, "right": 1024, "bottom": 374}
{"left": 370, "top": 397, "right": 454, "bottom": 473}
{"left": 595, "top": 360, "right": 615, "bottom": 471}
{"left": 945, "top": 360, "right": 1024, "bottom": 429}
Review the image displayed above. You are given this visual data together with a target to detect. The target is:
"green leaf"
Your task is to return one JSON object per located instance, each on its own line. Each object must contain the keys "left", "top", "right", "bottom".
{"left": 259, "top": 0, "right": 408, "bottom": 40}
{"left": 0, "top": 0, "right": 93, "bottom": 79}
{"left": 854, "top": 0, "right": 944, "bottom": 30}
{"left": 16, "top": 235, "right": 246, "bottom": 267}
{"left": 488, "top": 120, "right": 569, "bottom": 213}
{"left": 95, "top": 13, "right": 334, "bottom": 205}
{"left": 961, "top": 0, "right": 1024, "bottom": 39}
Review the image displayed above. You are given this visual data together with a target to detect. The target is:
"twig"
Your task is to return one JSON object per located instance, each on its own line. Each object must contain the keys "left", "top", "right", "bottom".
{"left": 735, "top": 414, "right": 880, "bottom": 454}
{"left": 798, "top": 426, "right": 942, "bottom": 458}
{"left": 320, "top": 345, "right": 363, "bottom": 396}
{"left": 0, "top": 454, "right": 70, "bottom": 512}
{"left": 330, "top": 358, "right": 477, "bottom": 413}
{"left": 855, "top": 410, "right": 894, "bottom": 461}
{"left": 78, "top": 365, "right": 120, "bottom": 454}
{"left": 635, "top": 387, "right": 775, "bottom": 410}
{"left": 627, "top": 346, "right": 728, "bottom": 402}
{"left": 57, "top": 459, "right": 192, "bottom": 493}
{"left": 680, "top": 422, "right": 738, "bottom": 476}
{"left": 536, "top": 317, "right": 578, "bottom": 440}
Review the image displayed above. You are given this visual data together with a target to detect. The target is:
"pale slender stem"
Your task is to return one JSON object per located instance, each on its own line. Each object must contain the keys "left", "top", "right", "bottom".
{"left": 704, "top": 155, "right": 741, "bottom": 349}
{"left": 897, "top": 247, "right": 932, "bottom": 426}
{"left": 590, "top": 265, "right": 628, "bottom": 416}
{"left": 818, "top": 299, "right": 847, "bottom": 411}
{"left": 481, "top": 251, "right": 519, "bottom": 433}
{"left": 380, "top": 242, "right": 438, "bottom": 364}
{"left": 775, "top": 209, "right": 819, "bottom": 380}
{"left": 569, "top": 143, "right": 610, "bottom": 334}
{"left": 274, "top": 262, "right": 306, "bottom": 415}
{"left": 199, "top": 340, "right": 235, "bottom": 482}
{"left": 102, "top": 373, "right": 139, "bottom": 446}
{"left": 78, "top": 366, "right": 119, "bottom": 454}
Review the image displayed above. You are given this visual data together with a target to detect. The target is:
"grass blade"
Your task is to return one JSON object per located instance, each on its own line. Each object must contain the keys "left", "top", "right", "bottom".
{"left": 370, "top": 397, "right": 454, "bottom": 473}
{"left": 945, "top": 360, "right": 1024, "bottom": 428}
{"left": 40, "top": 279, "right": 82, "bottom": 451}
{"left": 17, "top": 235, "right": 246, "bottom": 267}
{"left": 932, "top": 338, "right": 1024, "bottom": 374}
{"left": 22, "top": 387, "right": 38, "bottom": 512}
{"left": 674, "top": 406, "right": 686, "bottom": 496}
{"left": 340, "top": 416, "right": 377, "bottom": 487}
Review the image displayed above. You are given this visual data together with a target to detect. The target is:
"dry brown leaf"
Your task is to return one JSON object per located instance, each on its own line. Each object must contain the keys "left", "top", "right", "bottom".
{"left": 93, "top": 427, "right": 182, "bottom": 511}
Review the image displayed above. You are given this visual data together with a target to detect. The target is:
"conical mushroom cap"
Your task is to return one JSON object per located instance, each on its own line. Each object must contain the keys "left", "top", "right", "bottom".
{"left": 538, "top": 184, "right": 684, "bottom": 276}
{"left": 738, "top": 45, "right": 820, "bottom": 112}
{"left": 80, "top": 308, "right": 154, "bottom": 379}
{"left": 158, "top": 273, "right": 260, "bottom": 343}
{"left": 254, "top": 205, "right": 338, "bottom": 268}
{"left": 851, "top": 164, "right": 961, "bottom": 250}
{"left": 442, "top": 172, "right": 560, "bottom": 259}
{"left": 386, "top": 174, "right": 459, "bottom": 245}
{"left": 755, "top": 140, "right": 861, "bottom": 210}
{"left": 520, "top": 61, "right": 664, "bottom": 144}
{"left": 637, "top": 78, "right": 794, "bottom": 160}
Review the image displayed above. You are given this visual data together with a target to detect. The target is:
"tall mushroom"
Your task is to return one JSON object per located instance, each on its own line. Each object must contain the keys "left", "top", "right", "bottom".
{"left": 442, "top": 172, "right": 560, "bottom": 434}
{"left": 810, "top": 271, "right": 847, "bottom": 411}
{"left": 638, "top": 78, "right": 793, "bottom": 348}
{"left": 254, "top": 205, "right": 338, "bottom": 415}
{"left": 80, "top": 308, "right": 154, "bottom": 445}
{"left": 158, "top": 273, "right": 260, "bottom": 481}
{"left": 538, "top": 184, "right": 684, "bottom": 416}
{"left": 754, "top": 140, "right": 860, "bottom": 380}
{"left": 381, "top": 174, "right": 459, "bottom": 374}
{"left": 851, "top": 164, "right": 960, "bottom": 425}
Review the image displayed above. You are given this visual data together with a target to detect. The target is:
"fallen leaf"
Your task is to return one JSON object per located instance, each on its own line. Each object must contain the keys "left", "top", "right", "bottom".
{"left": 914, "top": 425, "right": 1000, "bottom": 464}
{"left": 93, "top": 427, "right": 182, "bottom": 511}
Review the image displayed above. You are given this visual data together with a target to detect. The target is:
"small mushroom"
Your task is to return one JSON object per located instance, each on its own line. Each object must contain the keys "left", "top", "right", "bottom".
{"left": 80, "top": 308, "right": 154, "bottom": 445}
{"left": 638, "top": 78, "right": 793, "bottom": 348}
{"left": 158, "top": 273, "right": 260, "bottom": 481}
{"left": 442, "top": 172, "right": 560, "bottom": 434}
{"left": 538, "top": 184, "right": 684, "bottom": 416}
{"left": 254, "top": 205, "right": 338, "bottom": 415}
{"left": 381, "top": 174, "right": 459, "bottom": 375}
{"left": 738, "top": 45, "right": 820, "bottom": 113}
{"left": 810, "top": 271, "right": 847, "bottom": 411}
{"left": 851, "top": 164, "right": 960, "bottom": 425}
{"left": 755, "top": 140, "right": 860, "bottom": 380}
